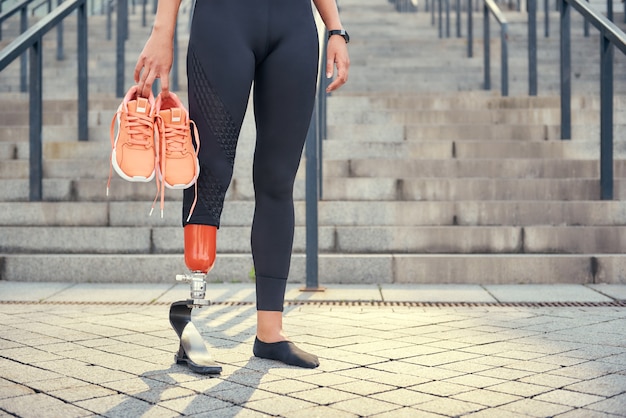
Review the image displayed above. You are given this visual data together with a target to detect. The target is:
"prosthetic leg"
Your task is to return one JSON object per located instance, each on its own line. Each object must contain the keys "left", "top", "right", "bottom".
{"left": 169, "top": 224, "right": 222, "bottom": 374}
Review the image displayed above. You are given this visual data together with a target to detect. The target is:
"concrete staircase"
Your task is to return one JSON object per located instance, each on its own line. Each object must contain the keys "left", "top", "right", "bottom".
{"left": 1, "top": 0, "right": 626, "bottom": 285}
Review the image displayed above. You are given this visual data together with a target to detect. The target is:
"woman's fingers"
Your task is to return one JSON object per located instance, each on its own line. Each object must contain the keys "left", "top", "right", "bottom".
{"left": 325, "top": 40, "right": 350, "bottom": 93}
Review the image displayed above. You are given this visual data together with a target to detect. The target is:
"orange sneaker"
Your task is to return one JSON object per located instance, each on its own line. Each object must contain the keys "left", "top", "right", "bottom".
{"left": 155, "top": 92, "right": 200, "bottom": 190}
{"left": 110, "top": 86, "right": 157, "bottom": 182}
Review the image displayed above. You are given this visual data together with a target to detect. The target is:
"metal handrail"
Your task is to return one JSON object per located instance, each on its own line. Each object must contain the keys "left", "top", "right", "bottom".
{"left": 0, "top": 0, "right": 34, "bottom": 90}
{"left": 304, "top": 31, "right": 330, "bottom": 290}
{"left": 0, "top": 0, "right": 88, "bottom": 201}
{"left": 483, "top": 0, "right": 509, "bottom": 96}
{"left": 560, "top": 0, "right": 626, "bottom": 200}
{"left": 31, "top": 0, "right": 52, "bottom": 15}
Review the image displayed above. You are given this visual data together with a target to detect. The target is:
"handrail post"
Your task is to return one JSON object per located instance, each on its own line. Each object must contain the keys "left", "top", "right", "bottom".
{"left": 456, "top": 0, "right": 461, "bottom": 37}
{"left": 57, "top": 0, "right": 65, "bottom": 60}
{"left": 29, "top": 39, "right": 43, "bottom": 201}
{"left": 106, "top": 0, "right": 111, "bottom": 40}
{"left": 468, "top": 0, "right": 473, "bottom": 57}
{"left": 20, "top": 5, "right": 27, "bottom": 92}
{"left": 483, "top": 2, "right": 491, "bottom": 90}
{"left": 584, "top": 0, "right": 589, "bottom": 37}
{"left": 304, "top": 106, "right": 320, "bottom": 291}
{"left": 501, "top": 22, "right": 508, "bottom": 96}
{"left": 438, "top": 0, "right": 443, "bottom": 37}
{"left": 78, "top": 0, "right": 88, "bottom": 141}
{"left": 318, "top": 36, "right": 329, "bottom": 199}
{"left": 600, "top": 33, "right": 614, "bottom": 199}
{"left": 431, "top": 0, "right": 435, "bottom": 25}
{"left": 172, "top": 21, "right": 178, "bottom": 91}
{"left": 445, "top": 0, "right": 450, "bottom": 37}
{"left": 545, "top": 0, "right": 550, "bottom": 37}
{"left": 142, "top": 0, "right": 146, "bottom": 26}
{"left": 116, "top": 0, "right": 127, "bottom": 97}
{"left": 559, "top": 0, "right": 571, "bottom": 139}
{"left": 528, "top": 0, "right": 537, "bottom": 95}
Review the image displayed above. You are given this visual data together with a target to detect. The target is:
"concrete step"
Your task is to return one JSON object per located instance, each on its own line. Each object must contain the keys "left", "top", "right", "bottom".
{"left": 3, "top": 200, "right": 626, "bottom": 227}
{"left": 1, "top": 176, "right": 622, "bottom": 202}
{"left": 319, "top": 177, "right": 622, "bottom": 201}
{"left": 0, "top": 253, "right": 623, "bottom": 284}
{"left": 3, "top": 224, "right": 626, "bottom": 254}
{"left": 358, "top": 93, "right": 625, "bottom": 110}
{"left": 4, "top": 98, "right": 613, "bottom": 127}
{"left": 326, "top": 107, "right": 614, "bottom": 125}
{"left": 2, "top": 157, "right": 621, "bottom": 181}
{"left": 326, "top": 138, "right": 626, "bottom": 160}
{"left": 346, "top": 158, "right": 626, "bottom": 179}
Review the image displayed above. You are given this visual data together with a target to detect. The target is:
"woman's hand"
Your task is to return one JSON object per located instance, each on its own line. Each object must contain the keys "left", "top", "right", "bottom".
{"left": 133, "top": 30, "right": 174, "bottom": 99}
{"left": 325, "top": 36, "right": 350, "bottom": 93}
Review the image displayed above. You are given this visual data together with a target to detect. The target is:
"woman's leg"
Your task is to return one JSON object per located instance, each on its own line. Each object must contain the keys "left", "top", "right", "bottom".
{"left": 250, "top": 0, "right": 320, "bottom": 368}
{"left": 183, "top": 0, "right": 255, "bottom": 226}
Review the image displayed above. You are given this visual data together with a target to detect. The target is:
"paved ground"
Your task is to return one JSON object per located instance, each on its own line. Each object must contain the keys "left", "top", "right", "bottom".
{"left": 0, "top": 282, "right": 625, "bottom": 417}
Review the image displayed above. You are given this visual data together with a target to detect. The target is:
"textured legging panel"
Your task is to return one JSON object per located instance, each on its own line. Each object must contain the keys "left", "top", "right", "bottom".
{"left": 184, "top": 0, "right": 319, "bottom": 310}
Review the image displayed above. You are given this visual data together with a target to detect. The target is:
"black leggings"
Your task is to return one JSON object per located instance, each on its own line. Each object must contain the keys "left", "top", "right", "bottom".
{"left": 183, "top": 0, "right": 319, "bottom": 311}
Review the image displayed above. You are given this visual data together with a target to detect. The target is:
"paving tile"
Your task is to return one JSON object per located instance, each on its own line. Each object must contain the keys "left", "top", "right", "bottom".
{"left": 517, "top": 373, "right": 581, "bottom": 389}
{"left": 186, "top": 405, "right": 271, "bottom": 418}
{"left": 0, "top": 382, "right": 35, "bottom": 399}
{"left": 380, "top": 284, "right": 496, "bottom": 303}
{"left": 499, "top": 398, "right": 574, "bottom": 417}
{"left": 410, "top": 380, "right": 474, "bottom": 397}
{"left": 565, "top": 374, "right": 626, "bottom": 397}
{"left": 331, "top": 397, "right": 401, "bottom": 417}
{"left": 408, "top": 350, "right": 483, "bottom": 367}
{"left": 256, "top": 378, "right": 319, "bottom": 395}
{"left": 484, "top": 285, "right": 614, "bottom": 303}
{"left": 370, "top": 407, "right": 447, "bottom": 418}
{"left": 476, "top": 366, "right": 535, "bottom": 381}
{"left": 555, "top": 409, "right": 624, "bottom": 418}
{"left": 414, "top": 397, "right": 485, "bottom": 416}
{"left": 290, "top": 371, "right": 356, "bottom": 387}
{"left": 244, "top": 395, "right": 316, "bottom": 416}
{"left": 588, "top": 284, "right": 626, "bottom": 301}
{"left": 487, "top": 380, "right": 553, "bottom": 397}
{"left": 0, "top": 282, "right": 73, "bottom": 302}
{"left": 452, "top": 388, "right": 521, "bottom": 408}
{"left": 443, "top": 373, "right": 508, "bottom": 389}
{"left": 282, "top": 405, "right": 359, "bottom": 418}
{"left": 207, "top": 386, "right": 275, "bottom": 405}
{"left": 0, "top": 360, "right": 63, "bottom": 383}
{"left": 286, "top": 284, "right": 382, "bottom": 302}
{"left": 0, "top": 393, "right": 91, "bottom": 417}
{"left": 156, "top": 394, "right": 233, "bottom": 415}
{"left": 501, "top": 359, "right": 563, "bottom": 374}
{"left": 45, "top": 283, "right": 174, "bottom": 303}
{"left": 550, "top": 363, "right": 621, "bottom": 381}
{"left": 49, "top": 384, "right": 117, "bottom": 403}
{"left": 370, "top": 388, "right": 439, "bottom": 407}
{"left": 535, "top": 389, "right": 606, "bottom": 408}
{"left": 290, "top": 387, "right": 359, "bottom": 405}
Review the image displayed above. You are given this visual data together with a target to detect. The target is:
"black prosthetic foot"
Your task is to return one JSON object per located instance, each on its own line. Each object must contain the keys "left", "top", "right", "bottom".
{"left": 169, "top": 301, "right": 222, "bottom": 374}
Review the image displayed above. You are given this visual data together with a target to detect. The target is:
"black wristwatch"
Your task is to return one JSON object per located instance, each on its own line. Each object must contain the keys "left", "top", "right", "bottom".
{"left": 328, "top": 29, "right": 350, "bottom": 44}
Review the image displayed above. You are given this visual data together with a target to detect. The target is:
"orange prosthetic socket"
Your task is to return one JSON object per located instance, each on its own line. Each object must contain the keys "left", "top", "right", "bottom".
{"left": 177, "top": 224, "right": 217, "bottom": 303}
{"left": 184, "top": 224, "right": 217, "bottom": 273}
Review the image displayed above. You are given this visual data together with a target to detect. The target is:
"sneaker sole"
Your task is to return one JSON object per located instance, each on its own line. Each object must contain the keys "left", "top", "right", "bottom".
{"left": 159, "top": 160, "right": 200, "bottom": 190}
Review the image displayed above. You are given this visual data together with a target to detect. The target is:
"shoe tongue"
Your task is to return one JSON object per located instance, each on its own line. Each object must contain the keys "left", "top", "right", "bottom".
{"left": 128, "top": 97, "right": 151, "bottom": 115}
{"left": 160, "top": 108, "right": 184, "bottom": 124}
